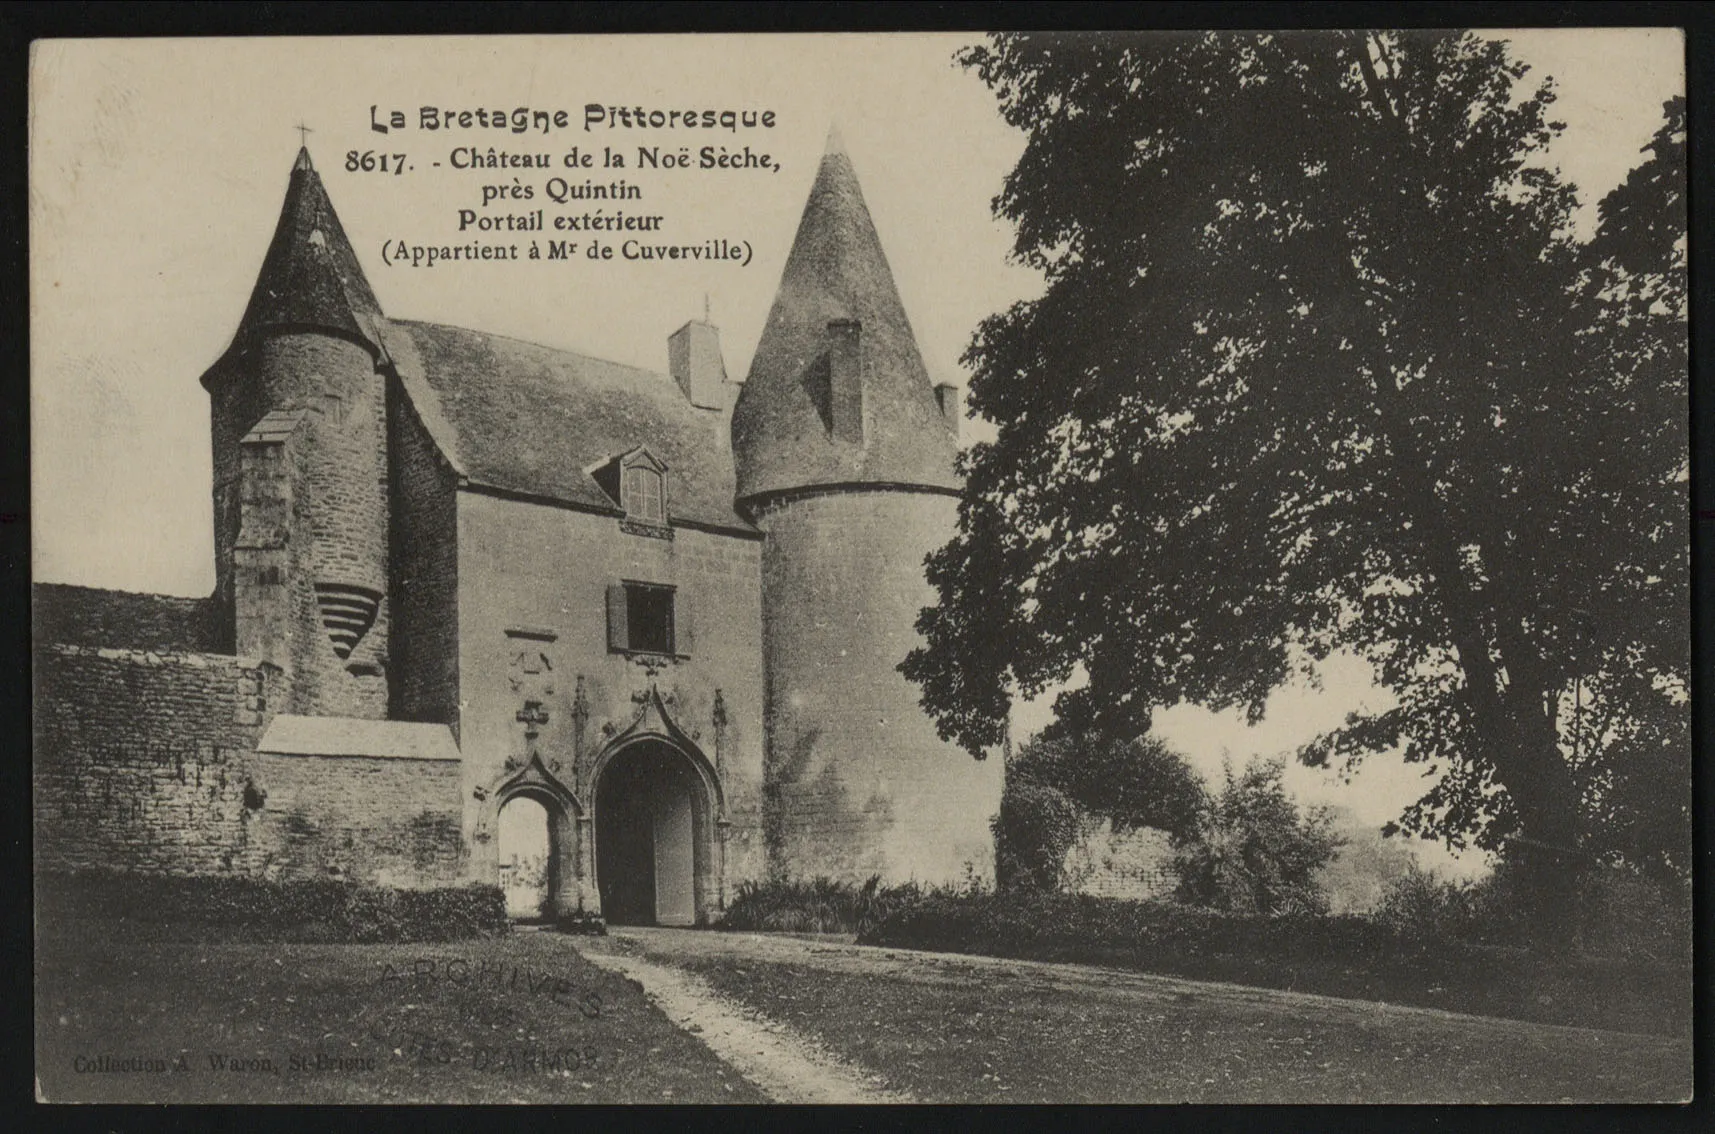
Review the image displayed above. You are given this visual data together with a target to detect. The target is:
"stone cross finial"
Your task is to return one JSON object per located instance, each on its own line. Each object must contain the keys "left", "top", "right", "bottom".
{"left": 296, "top": 122, "right": 313, "bottom": 147}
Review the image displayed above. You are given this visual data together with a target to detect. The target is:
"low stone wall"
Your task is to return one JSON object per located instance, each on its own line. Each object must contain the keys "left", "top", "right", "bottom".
{"left": 34, "top": 641, "right": 465, "bottom": 889}
{"left": 1061, "top": 817, "right": 1176, "bottom": 902}
{"left": 33, "top": 643, "right": 276, "bottom": 876}
{"left": 252, "top": 751, "right": 464, "bottom": 887}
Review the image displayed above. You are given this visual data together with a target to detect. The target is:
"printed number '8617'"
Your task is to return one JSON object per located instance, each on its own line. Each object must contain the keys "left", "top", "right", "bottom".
{"left": 346, "top": 151, "right": 408, "bottom": 174}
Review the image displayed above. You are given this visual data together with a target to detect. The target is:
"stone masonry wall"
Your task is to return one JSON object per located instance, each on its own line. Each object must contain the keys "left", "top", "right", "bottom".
{"left": 455, "top": 491, "right": 768, "bottom": 911}
{"left": 287, "top": 335, "right": 391, "bottom": 718}
{"left": 753, "top": 488, "right": 1003, "bottom": 886}
{"left": 387, "top": 376, "right": 460, "bottom": 728}
{"left": 208, "top": 332, "right": 390, "bottom": 720}
{"left": 1061, "top": 818, "right": 1177, "bottom": 902}
{"left": 34, "top": 643, "right": 277, "bottom": 876}
{"left": 250, "top": 752, "right": 464, "bottom": 888}
{"left": 33, "top": 584, "right": 223, "bottom": 654}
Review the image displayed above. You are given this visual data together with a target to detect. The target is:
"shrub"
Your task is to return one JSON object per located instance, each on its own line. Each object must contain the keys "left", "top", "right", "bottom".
{"left": 861, "top": 889, "right": 1421, "bottom": 985}
{"left": 719, "top": 875, "right": 926, "bottom": 936}
{"left": 1010, "top": 728, "right": 1205, "bottom": 840}
{"left": 995, "top": 728, "right": 1204, "bottom": 894}
{"left": 992, "top": 780, "right": 1081, "bottom": 893}
{"left": 36, "top": 871, "right": 508, "bottom": 944}
{"left": 1452, "top": 857, "right": 1693, "bottom": 963}
{"left": 1370, "top": 862, "right": 1483, "bottom": 941}
{"left": 1172, "top": 758, "right": 1343, "bottom": 914}
{"left": 857, "top": 887, "right": 1690, "bottom": 1035}
{"left": 1569, "top": 868, "right": 1690, "bottom": 964}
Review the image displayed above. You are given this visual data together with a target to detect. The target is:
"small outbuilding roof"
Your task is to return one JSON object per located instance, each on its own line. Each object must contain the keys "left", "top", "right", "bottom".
{"left": 257, "top": 714, "right": 461, "bottom": 761}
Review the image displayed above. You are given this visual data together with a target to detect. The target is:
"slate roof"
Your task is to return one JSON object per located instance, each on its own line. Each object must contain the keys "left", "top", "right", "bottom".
{"left": 257, "top": 714, "right": 461, "bottom": 761}
{"left": 33, "top": 583, "right": 223, "bottom": 654}
{"left": 231, "top": 148, "right": 384, "bottom": 352}
{"left": 214, "top": 148, "right": 758, "bottom": 534}
{"left": 380, "top": 319, "right": 752, "bottom": 534}
{"left": 242, "top": 409, "right": 307, "bottom": 445}
{"left": 732, "top": 130, "right": 960, "bottom": 501}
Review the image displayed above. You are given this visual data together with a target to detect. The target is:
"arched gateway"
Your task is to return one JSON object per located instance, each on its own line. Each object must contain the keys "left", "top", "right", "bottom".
{"left": 593, "top": 738, "right": 717, "bottom": 926}
{"left": 489, "top": 755, "right": 583, "bottom": 921}
{"left": 484, "top": 685, "right": 726, "bottom": 927}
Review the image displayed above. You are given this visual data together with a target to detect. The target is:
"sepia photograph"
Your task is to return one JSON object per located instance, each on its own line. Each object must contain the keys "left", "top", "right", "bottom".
{"left": 30, "top": 28, "right": 1690, "bottom": 1104}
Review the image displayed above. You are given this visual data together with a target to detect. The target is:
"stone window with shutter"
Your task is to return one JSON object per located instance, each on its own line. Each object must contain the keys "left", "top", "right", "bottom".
{"left": 607, "top": 581, "right": 689, "bottom": 657}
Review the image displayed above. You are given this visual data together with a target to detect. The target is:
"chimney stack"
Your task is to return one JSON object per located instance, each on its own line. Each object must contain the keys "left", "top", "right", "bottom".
{"left": 828, "top": 318, "right": 864, "bottom": 444}
{"left": 933, "top": 383, "right": 962, "bottom": 440}
{"left": 669, "top": 320, "right": 728, "bottom": 410}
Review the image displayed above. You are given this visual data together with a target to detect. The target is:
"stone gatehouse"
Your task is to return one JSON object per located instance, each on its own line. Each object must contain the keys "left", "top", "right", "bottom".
{"left": 33, "top": 132, "right": 1003, "bottom": 925}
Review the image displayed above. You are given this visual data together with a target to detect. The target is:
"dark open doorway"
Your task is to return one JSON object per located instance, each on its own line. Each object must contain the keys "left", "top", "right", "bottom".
{"left": 595, "top": 741, "right": 701, "bottom": 926}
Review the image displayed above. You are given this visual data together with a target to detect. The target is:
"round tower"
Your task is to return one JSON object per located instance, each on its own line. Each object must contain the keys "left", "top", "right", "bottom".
{"left": 733, "top": 129, "right": 1002, "bottom": 885}
{"left": 201, "top": 147, "right": 392, "bottom": 718}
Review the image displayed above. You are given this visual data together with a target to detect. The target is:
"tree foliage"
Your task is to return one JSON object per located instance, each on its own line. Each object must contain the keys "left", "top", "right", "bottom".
{"left": 1172, "top": 758, "right": 1344, "bottom": 914}
{"left": 993, "top": 728, "right": 1204, "bottom": 892}
{"left": 906, "top": 32, "right": 1688, "bottom": 874}
{"left": 1014, "top": 725, "right": 1206, "bottom": 838}
{"left": 992, "top": 778, "right": 1082, "bottom": 893}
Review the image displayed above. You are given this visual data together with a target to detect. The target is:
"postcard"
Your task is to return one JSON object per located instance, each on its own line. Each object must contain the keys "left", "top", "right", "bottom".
{"left": 31, "top": 30, "right": 1691, "bottom": 1104}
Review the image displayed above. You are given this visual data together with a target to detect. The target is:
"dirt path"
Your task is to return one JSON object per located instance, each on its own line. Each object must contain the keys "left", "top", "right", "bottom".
{"left": 574, "top": 937, "right": 912, "bottom": 1104}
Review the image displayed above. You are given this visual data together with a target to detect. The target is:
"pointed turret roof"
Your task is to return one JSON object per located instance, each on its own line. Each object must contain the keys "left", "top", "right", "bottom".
{"left": 231, "top": 147, "right": 384, "bottom": 351}
{"left": 731, "top": 132, "right": 960, "bottom": 501}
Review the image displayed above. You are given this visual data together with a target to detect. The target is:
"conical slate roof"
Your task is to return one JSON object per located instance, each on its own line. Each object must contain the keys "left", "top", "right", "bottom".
{"left": 231, "top": 148, "right": 384, "bottom": 350}
{"left": 731, "top": 131, "right": 960, "bottom": 501}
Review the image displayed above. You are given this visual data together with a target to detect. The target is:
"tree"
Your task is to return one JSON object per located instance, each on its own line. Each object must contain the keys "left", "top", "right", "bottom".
{"left": 905, "top": 33, "right": 1688, "bottom": 908}
{"left": 1172, "top": 758, "right": 1344, "bottom": 915}
{"left": 1014, "top": 724, "right": 1206, "bottom": 839}
{"left": 1551, "top": 100, "right": 1691, "bottom": 887}
{"left": 1313, "top": 805, "right": 1422, "bottom": 914}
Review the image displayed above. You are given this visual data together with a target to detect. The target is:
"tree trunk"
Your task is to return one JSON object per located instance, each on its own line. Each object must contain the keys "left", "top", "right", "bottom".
{"left": 1490, "top": 700, "right": 1585, "bottom": 954}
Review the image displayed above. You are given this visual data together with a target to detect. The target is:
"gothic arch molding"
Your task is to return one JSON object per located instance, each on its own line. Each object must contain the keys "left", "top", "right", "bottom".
{"left": 484, "top": 753, "right": 584, "bottom": 921}
{"left": 588, "top": 685, "right": 728, "bottom": 924}
{"left": 588, "top": 684, "right": 725, "bottom": 818}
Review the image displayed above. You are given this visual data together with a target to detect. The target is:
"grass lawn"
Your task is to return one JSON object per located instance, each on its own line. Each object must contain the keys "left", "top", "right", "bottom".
{"left": 677, "top": 953, "right": 1692, "bottom": 1104}
{"left": 35, "top": 927, "right": 766, "bottom": 1104}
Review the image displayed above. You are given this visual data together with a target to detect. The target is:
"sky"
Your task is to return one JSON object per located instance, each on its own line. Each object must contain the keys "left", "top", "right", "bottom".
{"left": 30, "top": 31, "right": 1684, "bottom": 877}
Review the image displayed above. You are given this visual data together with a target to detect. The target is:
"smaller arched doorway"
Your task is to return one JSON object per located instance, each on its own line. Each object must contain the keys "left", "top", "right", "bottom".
{"left": 491, "top": 774, "right": 580, "bottom": 923}
{"left": 497, "top": 795, "right": 554, "bottom": 921}
{"left": 594, "top": 740, "right": 711, "bottom": 926}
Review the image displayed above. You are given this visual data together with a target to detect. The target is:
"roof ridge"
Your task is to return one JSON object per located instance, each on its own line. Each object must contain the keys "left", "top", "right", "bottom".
{"left": 385, "top": 318, "right": 672, "bottom": 383}
{"left": 386, "top": 319, "right": 753, "bottom": 532}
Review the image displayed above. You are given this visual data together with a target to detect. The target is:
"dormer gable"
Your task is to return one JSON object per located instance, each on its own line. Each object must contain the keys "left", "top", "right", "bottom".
{"left": 588, "top": 444, "right": 671, "bottom": 532}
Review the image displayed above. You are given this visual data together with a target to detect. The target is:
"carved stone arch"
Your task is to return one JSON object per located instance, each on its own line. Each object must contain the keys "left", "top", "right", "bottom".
{"left": 487, "top": 753, "right": 584, "bottom": 921}
{"left": 588, "top": 685, "right": 728, "bottom": 924}
{"left": 590, "top": 684, "right": 725, "bottom": 818}
{"left": 492, "top": 751, "right": 584, "bottom": 818}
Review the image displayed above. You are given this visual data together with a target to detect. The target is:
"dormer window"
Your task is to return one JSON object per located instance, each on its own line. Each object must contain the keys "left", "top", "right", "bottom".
{"left": 624, "top": 463, "right": 664, "bottom": 524}
{"left": 590, "top": 445, "right": 672, "bottom": 539}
